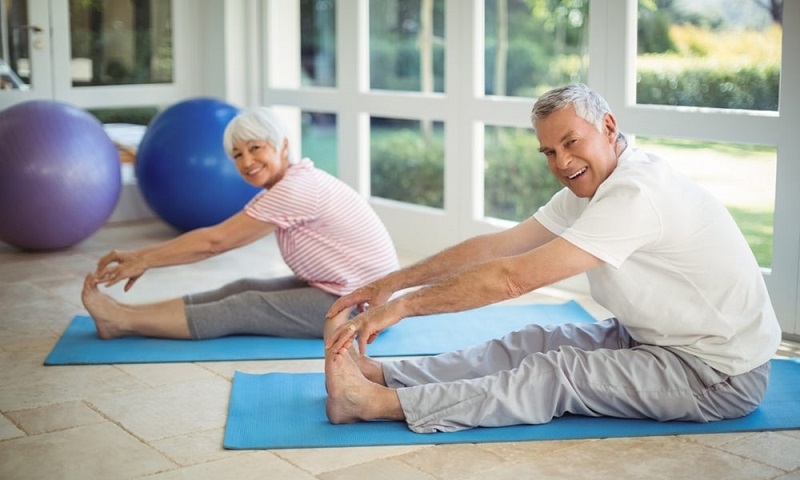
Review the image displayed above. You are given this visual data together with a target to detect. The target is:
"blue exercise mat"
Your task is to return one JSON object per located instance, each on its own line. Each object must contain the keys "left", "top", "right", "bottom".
{"left": 223, "top": 358, "right": 800, "bottom": 449}
{"left": 44, "top": 300, "right": 595, "bottom": 365}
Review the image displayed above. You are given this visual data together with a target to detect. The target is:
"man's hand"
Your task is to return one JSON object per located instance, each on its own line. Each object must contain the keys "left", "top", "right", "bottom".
{"left": 327, "top": 280, "right": 395, "bottom": 320}
{"left": 325, "top": 301, "right": 403, "bottom": 356}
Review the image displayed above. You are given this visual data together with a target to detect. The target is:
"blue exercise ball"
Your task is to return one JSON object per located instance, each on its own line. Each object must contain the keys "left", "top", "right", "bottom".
{"left": 0, "top": 100, "right": 121, "bottom": 251}
{"left": 135, "top": 97, "right": 260, "bottom": 232}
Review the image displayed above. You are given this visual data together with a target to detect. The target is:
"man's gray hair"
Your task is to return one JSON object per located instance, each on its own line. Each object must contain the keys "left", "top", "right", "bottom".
{"left": 223, "top": 107, "right": 298, "bottom": 164}
{"left": 531, "top": 83, "right": 613, "bottom": 134}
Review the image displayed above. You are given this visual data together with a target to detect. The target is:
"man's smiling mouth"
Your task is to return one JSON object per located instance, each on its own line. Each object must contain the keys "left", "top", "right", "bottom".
{"left": 568, "top": 167, "right": 587, "bottom": 180}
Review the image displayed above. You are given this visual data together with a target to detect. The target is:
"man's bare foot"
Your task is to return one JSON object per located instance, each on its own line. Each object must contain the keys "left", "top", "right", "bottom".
{"left": 323, "top": 307, "right": 385, "bottom": 385}
{"left": 81, "top": 273, "right": 130, "bottom": 339}
{"left": 325, "top": 348, "right": 404, "bottom": 424}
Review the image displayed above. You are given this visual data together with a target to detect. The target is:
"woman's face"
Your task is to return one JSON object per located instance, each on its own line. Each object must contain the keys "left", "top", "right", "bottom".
{"left": 230, "top": 138, "right": 290, "bottom": 189}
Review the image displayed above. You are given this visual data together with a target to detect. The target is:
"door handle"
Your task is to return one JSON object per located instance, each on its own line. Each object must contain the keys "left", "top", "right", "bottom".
{"left": 13, "top": 25, "right": 44, "bottom": 34}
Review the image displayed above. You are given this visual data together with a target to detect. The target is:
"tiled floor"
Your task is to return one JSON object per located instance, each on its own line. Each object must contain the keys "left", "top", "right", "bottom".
{"left": 1, "top": 220, "right": 799, "bottom": 480}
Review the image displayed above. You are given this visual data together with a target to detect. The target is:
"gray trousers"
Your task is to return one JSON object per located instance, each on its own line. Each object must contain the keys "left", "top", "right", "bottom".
{"left": 384, "top": 318, "right": 771, "bottom": 433}
{"left": 184, "top": 276, "right": 338, "bottom": 339}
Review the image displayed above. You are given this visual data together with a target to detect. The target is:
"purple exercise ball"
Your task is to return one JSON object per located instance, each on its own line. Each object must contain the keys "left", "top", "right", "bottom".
{"left": 0, "top": 100, "right": 121, "bottom": 251}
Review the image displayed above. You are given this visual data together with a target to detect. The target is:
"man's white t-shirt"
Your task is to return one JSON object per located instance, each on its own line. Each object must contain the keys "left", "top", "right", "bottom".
{"left": 533, "top": 147, "right": 781, "bottom": 375}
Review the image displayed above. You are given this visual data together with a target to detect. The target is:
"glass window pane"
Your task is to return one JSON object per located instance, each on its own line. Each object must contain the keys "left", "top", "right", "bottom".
{"left": 301, "top": 111, "right": 337, "bottom": 176}
{"left": 636, "top": 1, "right": 782, "bottom": 111}
{"left": 484, "top": 0, "right": 589, "bottom": 98}
{"left": 69, "top": 0, "right": 173, "bottom": 86}
{"left": 636, "top": 137, "right": 776, "bottom": 268}
{"left": 301, "top": 0, "right": 336, "bottom": 87}
{"left": 1, "top": 0, "right": 31, "bottom": 89}
{"left": 484, "top": 125, "right": 563, "bottom": 222}
{"left": 370, "top": 117, "right": 444, "bottom": 208}
{"left": 369, "top": 0, "right": 445, "bottom": 93}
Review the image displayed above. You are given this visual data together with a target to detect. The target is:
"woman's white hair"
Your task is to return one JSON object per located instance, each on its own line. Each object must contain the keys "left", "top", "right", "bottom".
{"left": 222, "top": 107, "right": 298, "bottom": 164}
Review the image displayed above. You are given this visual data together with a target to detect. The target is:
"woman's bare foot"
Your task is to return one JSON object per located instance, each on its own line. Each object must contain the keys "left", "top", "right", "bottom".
{"left": 325, "top": 348, "right": 404, "bottom": 424}
{"left": 81, "top": 273, "right": 130, "bottom": 339}
{"left": 323, "top": 307, "right": 385, "bottom": 385}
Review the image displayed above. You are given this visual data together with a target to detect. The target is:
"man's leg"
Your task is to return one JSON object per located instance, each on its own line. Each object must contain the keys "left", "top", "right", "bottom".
{"left": 384, "top": 318, "right": 632, "bottom": 387}
{"left": 396, "top": 344, "right": 769, "bottom": 433}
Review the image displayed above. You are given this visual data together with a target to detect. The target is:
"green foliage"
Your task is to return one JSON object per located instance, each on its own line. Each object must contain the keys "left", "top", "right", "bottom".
{"left": 89, "top": 107, "right": 159, "bottom": 125}
{"left": 370, "top": 39, "right": 445, "bottom": 92}
{"left": 484, "top": 127, "right": 563, "bottom": 221}
{"left": 727, "top": 206, "right": 773, "bottom": 268}
{"left": 370, "top": 129, "right": 445, "bottom": 208}
{"left": 638, "top": 8, "right": 676, "bottom": 54}
{"left": 637, "top": 65, "right": 780, "bottom": 110}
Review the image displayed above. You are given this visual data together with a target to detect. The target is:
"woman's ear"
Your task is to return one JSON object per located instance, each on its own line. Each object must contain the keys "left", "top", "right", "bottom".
{"left": 281, "top": 138, "right": 290, "bottom": 161}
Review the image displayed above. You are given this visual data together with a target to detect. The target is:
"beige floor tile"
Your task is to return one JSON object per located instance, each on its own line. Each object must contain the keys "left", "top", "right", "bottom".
{"left": 0, "top": 422, "right": 175, "bottom": 480}
{"left": 488, "top": 437, "right": 783, "bottom": 480}
{"left": 6, "top": 401, "right": 104, "bottom": 435}
{"left": 200, "top": 358, "right": 325, "bottom": 380}
{"left": 0, "top": 413, "right": 25, "bottom": 441}
{"left": 275, "top": 445, "right": 429, "bottom": 475}
{"left": 144, "top": 451, "right": 317, "bottom": 480}
{"left": 396, "top": 443, "right": 506, "bottom": 479}
{"left": 319, "top": 458, "right": 436, "bottom": 480}
{"left": 0, "top": 349, "right": 147, "bottom": 411}
{"left": 464, "top": 436, "right": 783, "bottom": 480}
{"left": 685, "top": 431, "right": 758, "bottom": 448}
{"left": 150, "top": 427, "right": 242, "bottom": 467}
{"left": 87, "top": 377, "right": 231, "bottom": 442}
{"left": 718, "top": 431, "right": 800, "bottom": 471}
{"left": 774, "top": 470, "right": 800, "bottom": 480}
{"left": 116, "top": 362, "right": 220, "bottom": 387}
{"left": 477, "top": 438, "right": 590, "bottom": 463}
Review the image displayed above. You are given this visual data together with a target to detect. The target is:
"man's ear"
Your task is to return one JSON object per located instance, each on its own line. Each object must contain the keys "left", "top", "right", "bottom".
{"left": 603, "top": 113, "right": 618, "bottom": 143}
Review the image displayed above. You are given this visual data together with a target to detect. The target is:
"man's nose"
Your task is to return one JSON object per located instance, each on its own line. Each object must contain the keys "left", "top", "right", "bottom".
{"left": 555, "top": 151, "right": 572, "bottom": 170}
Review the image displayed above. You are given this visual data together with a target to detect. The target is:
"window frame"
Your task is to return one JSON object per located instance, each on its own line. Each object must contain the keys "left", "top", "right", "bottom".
{"left": 258, "top": 0, "right": 800, "bottom": 335}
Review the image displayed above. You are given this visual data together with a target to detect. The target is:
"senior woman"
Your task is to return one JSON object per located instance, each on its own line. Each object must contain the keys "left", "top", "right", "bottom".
{"left": 82, "top": 107, "right": 398, "bottom": 340}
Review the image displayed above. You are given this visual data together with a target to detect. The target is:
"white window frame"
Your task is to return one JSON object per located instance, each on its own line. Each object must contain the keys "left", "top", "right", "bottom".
{"left": 257, "top": 0, "right": 799, "bottom": 335}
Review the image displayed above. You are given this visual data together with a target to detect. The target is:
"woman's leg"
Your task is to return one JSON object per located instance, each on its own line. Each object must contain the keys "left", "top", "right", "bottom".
{"left": 185, "top": 276, "right": 309, "bottom": 304}
{"left": 186, "top": 283, "right": 337, "bottom": 338}
{"left": 81, "top": 274, "right": 191, "bottom": 339}
{"left": 81, "top": 274, "right": 335, "bottom": 339}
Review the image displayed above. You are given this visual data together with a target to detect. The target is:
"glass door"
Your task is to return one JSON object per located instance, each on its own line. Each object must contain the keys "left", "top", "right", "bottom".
{"left": 0, "top": 0, "right": 53, "bottom": 106}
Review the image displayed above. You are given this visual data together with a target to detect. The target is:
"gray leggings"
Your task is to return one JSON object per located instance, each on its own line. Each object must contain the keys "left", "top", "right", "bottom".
{"left": 386, "top": 318, "right": 771, "bottom": 433}
{"left": 184, "top": 276, "right": 338, "bottom": 339}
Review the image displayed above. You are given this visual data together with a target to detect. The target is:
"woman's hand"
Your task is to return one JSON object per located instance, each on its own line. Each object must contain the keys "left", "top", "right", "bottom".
{"left": 93, "top": 250, "right": 148, "bottom": 291}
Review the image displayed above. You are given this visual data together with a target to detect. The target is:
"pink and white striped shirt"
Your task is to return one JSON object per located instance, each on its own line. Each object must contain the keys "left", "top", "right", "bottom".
{"left": 244, "top": 159, "right": 399, "bottom": 296}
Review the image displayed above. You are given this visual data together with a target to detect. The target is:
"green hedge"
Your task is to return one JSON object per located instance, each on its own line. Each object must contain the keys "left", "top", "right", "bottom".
{"left": 370, "top": 126, "right": 562, "bottom": 221}
{"left": 370, "top": 129, "right": 444, "bottom": 208}
{"left": 636, "top": 65, "right": 780, "bottom": 111}
{"left": 484, "top": 128, "right": 562, "bottom": 221}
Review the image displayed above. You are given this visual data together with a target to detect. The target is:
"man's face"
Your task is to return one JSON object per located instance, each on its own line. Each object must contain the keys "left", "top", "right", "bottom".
{"left": 535, "top": 107, "right": 619, "bottom": 198}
